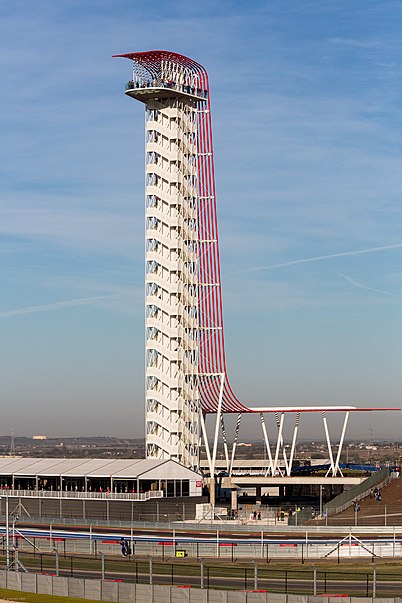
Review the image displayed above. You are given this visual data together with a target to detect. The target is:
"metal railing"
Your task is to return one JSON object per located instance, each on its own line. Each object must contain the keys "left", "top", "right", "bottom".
{"left": 2, "top": 550, "right": 402, "bottom": 595}
{"left": 325, "top": 468, "right": 394, "bottom": 516}
{"left": 0, "top": 490, "right": 163, "bottom": 501}
{"left": 125, "top": 79, "right": 208, "bottom": 99}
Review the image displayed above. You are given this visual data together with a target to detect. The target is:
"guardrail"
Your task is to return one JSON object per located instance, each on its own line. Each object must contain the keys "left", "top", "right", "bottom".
{"left": 0, "top": 490, "right": 163, "bottom": 501}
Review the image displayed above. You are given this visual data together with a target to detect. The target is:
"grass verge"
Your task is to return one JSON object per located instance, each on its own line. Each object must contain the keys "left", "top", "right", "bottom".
{"left": 0, "top": 588, "right": 100, "bottom": 603}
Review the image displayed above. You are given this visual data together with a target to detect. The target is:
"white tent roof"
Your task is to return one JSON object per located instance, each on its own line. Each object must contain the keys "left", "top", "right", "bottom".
{"left": 0, "top": 457, "right": 201, "bottom": 480}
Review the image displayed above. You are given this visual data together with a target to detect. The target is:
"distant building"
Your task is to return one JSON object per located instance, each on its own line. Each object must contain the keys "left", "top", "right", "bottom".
{"left": 32, "top": 435, "right": 47, "bottom": 440}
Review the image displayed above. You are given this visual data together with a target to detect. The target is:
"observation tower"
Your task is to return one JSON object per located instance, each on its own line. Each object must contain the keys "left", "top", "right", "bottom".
{"left": 114, "top": 51, "right": 399, "bottom": 479}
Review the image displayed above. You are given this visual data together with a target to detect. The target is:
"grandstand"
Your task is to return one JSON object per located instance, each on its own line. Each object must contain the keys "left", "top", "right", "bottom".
{"left": 318, "top": 473, "right": 402, "bottom": 526}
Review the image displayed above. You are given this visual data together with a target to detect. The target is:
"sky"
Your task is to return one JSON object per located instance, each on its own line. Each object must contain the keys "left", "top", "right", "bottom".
{"left": 0, "top": 0, "right": 401, "bottom": 442}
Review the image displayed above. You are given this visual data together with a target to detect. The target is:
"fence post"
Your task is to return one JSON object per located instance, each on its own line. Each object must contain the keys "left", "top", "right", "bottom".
{"left": 200, "top": 559, "right": 204, "bottom": 589}
{"left": 101, "top": 553, "right": 105, "bottom": 580}
{"left": 313, "top": 564, "right": 317, "bottom": 595}
{"left": 253, "top": 560, "right": 258, "bottom": 590}
{"left": 149, "top": 557, "right": 153, "bottom": 586}
{"left": 373, "top": 564, "right": 376, "bottom": 597}
{"left": 260, "top": 530, "right": 264, "bottom": 558}
{"left": 55, "top": 551, "right": 59, "bottom": 577}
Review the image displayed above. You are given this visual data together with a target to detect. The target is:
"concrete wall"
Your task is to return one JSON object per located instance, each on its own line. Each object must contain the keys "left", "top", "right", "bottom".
{"left": 0, "top": 570, "right": 400, "bottom": 603}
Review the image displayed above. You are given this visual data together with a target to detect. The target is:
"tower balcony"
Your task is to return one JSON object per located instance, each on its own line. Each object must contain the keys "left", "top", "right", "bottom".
{"left": 125, "top": 79, "right": 208, "bottom": 104}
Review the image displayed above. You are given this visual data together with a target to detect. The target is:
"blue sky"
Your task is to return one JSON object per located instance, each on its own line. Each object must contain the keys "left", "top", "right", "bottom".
{"left": 0, "top": 1, "right": 401, "bottom": 440}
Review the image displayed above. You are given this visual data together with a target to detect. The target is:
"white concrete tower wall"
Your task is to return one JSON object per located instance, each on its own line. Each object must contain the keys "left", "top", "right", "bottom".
{"left": 144, "top": 95, "right": 199, "bottom": 469}
{"left": 114, "top": 51, "right": 211, "bottom": 471}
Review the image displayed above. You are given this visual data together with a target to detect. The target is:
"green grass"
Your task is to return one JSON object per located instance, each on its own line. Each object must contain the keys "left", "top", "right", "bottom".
{"left": 0, "top": 588, "right": 100, "bottom": 603}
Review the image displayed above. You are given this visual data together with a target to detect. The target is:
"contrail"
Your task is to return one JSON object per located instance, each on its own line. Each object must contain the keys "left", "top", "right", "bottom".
{"left": 0, "top": 294, "right": 117, "bottom": 319}
{"left": 337, "top": 272, "right": 402, "bottom": 299}
{"left": 232, "top": 243, "right": 402, "bottom": 275}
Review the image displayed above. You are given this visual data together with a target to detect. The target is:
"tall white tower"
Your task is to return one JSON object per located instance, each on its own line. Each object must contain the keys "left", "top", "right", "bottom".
{"left": 116, "top": 52, "right": 208, "bottom": 469}
{"left": 115, "top": 51, "right": 400, "bottom": 482}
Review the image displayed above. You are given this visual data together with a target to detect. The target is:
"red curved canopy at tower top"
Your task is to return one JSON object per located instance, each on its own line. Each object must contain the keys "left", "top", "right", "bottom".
{"left": 113, "top": 50, "right": 206, "bottom": 74}
{"left": 114, "top": 51, "right": 400, "bottom": 418}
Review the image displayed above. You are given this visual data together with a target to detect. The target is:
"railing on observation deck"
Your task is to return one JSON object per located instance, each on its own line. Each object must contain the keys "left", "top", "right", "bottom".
{"left": 125, "top": 80, "right": 208, "bottom": 99}
{"left": 0, "top": 489, "right": 163, "bottom": 501}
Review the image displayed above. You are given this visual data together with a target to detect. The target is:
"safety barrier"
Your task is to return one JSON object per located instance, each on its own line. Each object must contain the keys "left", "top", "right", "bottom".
{"left": 2, "top": 533, "right": 402, "bottom": 561}
{"left": 1, "top": 568, "right": 402, "bottom": 601}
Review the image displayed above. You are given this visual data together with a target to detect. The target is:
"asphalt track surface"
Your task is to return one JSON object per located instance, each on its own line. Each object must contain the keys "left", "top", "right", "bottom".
{"left": 0, "top": 524, "right": 402, "bottom": 558}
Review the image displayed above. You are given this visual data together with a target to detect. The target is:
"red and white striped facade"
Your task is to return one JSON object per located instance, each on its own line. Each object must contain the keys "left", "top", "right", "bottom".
{"left": 115, "top": 51, "right": 400, "bottom": 474}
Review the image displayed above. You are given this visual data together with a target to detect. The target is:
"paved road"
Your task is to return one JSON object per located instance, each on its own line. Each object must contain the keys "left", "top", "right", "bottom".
{"left": 3, "top": 523, "right": 402, "bottom": 544}
{"left": 17, "top": 521, "right": 402, "bottom": 540}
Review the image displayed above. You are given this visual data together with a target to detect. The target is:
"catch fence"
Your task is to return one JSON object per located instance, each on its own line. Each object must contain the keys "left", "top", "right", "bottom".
{"left": 1, "top": 551, "right": 402, "bottom": 596}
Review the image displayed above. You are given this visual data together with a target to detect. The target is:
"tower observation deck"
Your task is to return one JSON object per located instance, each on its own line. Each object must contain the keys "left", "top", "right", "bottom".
{"left": 114, "top": 51, "right": 400, "bottom": 476}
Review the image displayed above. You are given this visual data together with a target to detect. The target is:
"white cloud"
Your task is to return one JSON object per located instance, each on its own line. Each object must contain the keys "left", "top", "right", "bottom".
{"left": 337, "top": 272, "right": 402, "bottom": 299}
{"left": 0, "top": 294, "right": 119, "bottom": 319}
{"left": 230, "top": 243, "right": 402, "bottom": 275}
